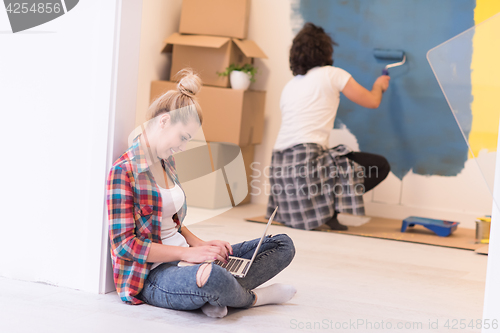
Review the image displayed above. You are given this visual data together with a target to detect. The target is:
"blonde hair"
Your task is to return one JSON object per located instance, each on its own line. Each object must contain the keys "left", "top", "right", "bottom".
{"left": 146, "top": 68, "right": 203, "bottom": 125}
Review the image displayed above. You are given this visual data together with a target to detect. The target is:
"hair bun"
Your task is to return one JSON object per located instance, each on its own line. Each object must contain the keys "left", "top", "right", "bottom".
{"left": 175, "top": 68, "right": 202, "bottom": 97}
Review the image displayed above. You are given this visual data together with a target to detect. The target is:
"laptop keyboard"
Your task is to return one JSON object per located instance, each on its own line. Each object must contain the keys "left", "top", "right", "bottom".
{"left": 214, "top": 257, "right": 247, "bottom": 273}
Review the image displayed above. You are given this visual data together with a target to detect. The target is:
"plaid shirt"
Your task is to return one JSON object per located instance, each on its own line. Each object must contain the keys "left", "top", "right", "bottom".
{"left": 266, "top": 143, "right": 365, "bottom": 230}
{"left": 106, "top": 135, "right": 187, "bottom": 304}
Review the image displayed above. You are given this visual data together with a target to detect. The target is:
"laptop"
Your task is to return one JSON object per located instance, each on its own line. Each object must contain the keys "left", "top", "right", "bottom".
{"left": 178, "top": 206, "right": 279, "bottom": 278}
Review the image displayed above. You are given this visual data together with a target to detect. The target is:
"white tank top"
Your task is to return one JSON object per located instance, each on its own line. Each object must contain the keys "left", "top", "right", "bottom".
{"left": 151, "top": 183, "right": 189, "bottom": 270}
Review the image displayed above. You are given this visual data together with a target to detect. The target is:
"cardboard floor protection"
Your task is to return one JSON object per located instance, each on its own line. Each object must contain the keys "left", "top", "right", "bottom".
{"left": 475, "top": 245, "right": 489, "bottom": 255}
{"left": 246, "top": 215, "right": 485, "bottom": 252}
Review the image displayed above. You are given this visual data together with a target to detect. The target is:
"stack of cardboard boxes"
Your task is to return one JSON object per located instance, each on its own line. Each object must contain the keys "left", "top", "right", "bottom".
{"left": 150, "top": 0, "right": 267, "bottom": 208}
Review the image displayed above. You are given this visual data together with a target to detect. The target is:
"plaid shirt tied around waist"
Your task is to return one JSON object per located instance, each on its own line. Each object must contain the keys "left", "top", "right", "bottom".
{"left": 266, "top": 143, "right": 365, "bottom": 230}
{"left": 106, "top": 135, "right": 187, "bottom": 304}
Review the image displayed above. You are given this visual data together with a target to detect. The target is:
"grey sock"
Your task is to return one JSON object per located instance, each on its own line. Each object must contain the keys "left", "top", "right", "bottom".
{"left": 252, "top": 283, "right": 297, "bottom": 307}
{"left": 201, "top": 303, "right": 228, "bottom": 318}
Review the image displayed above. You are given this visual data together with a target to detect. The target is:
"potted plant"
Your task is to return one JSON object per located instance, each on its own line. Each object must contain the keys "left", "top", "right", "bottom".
{"left": 218, "top": 63, "right": 257, "bottom": 90}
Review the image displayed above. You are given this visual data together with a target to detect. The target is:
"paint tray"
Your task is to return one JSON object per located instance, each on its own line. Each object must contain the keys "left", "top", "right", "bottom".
{"left": 401, "top": 216, "right": 459, "bottom": 237}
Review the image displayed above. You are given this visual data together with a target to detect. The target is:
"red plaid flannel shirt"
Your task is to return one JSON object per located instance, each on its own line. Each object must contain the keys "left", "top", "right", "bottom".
{"left": 106, "top": 135, "right": 187, "bottom": 304}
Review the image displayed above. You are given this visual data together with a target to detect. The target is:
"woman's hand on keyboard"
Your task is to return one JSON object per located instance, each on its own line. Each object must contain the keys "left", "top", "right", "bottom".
{"left": 204, "top": 240, "right": 233, "bottom": 260}
{"left": 182, "top": 245, "right": 228, "bottom": 264}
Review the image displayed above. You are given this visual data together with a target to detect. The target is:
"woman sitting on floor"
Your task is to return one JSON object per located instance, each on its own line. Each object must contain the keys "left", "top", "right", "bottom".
{"left": 107, "top": 69, "right": 296, "bottom": 318}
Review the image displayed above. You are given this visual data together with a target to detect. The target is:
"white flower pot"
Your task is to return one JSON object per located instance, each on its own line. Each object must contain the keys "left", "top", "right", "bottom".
{"left": 229, "top": 70, "right": 252, "bottom": 90}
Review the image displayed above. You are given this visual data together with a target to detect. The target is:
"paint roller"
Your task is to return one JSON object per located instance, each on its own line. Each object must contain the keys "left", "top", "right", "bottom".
{"left": 373, "top": 49, "right": 406, "bottom": 75}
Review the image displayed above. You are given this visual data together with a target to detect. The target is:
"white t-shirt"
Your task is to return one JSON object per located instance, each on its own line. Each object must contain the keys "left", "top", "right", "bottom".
{"left": 273, "top": 66, "right": 352, "bottom": 150}
{"left": 151, "top": 183, "right": 188, "bottom": 270}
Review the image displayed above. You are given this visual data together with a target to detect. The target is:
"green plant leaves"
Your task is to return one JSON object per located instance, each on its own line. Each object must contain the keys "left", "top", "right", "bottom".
{"left": 217, "top": 63, "right": 257, "bottom": 82}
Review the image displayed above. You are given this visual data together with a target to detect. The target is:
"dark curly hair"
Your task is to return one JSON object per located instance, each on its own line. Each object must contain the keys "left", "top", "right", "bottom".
{"left": 289, "top": 22, "right": 338, "bottom": 76}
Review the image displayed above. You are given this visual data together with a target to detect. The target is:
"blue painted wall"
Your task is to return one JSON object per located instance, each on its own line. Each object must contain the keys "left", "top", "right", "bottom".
{"left": 293, "top": 0, "right": 475, "bottom": 179}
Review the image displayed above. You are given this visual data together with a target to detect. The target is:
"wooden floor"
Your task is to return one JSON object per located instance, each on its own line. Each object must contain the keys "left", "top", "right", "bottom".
{"left": 1, "top": 204, "right": 488, "bottom": 333}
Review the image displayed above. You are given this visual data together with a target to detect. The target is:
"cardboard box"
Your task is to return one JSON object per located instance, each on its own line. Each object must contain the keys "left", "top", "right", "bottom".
{"left": 179, "top": 0, "right": 251, "bottom": 39}
{"left": 162, "top": 33, "right": 267, "bottom": 88}
{"left": 175, "top": 141, "right": 255, "bottom": 209}
{"left": 150, "top": 81, "right": 266, "bottom": 147}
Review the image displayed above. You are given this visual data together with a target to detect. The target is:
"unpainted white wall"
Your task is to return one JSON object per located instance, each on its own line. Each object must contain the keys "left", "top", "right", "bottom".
{"left": 0, "top": 1, "right": 120, "bottom": 292}
{"left": 100, "top": 0, "right": 144, "bottom": 294}
{"left": 482, "top": 122, "right": 500, "bottom": 329}
{"left": 135, "top": 0, "right": 183, "bottom": 127}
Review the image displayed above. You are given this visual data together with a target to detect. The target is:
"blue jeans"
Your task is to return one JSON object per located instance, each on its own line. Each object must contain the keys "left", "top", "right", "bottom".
{"left": 137, "top": 233, "right": 295, "bottom": 310}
